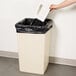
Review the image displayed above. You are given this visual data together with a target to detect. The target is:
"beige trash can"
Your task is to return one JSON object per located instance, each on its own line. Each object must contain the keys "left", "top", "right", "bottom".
{"left": 15, "top": 18, "right": 53, "bottom": 74}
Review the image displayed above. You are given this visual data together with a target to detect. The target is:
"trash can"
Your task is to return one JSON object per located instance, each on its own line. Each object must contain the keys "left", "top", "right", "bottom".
{"left": 15, "top": 18, "right": 53, "bottom": 74}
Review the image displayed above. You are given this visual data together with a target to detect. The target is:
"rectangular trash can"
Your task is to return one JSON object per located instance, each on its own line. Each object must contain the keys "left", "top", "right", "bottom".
{"left": 15, "top": 18, "right": 53, "bottom": 74}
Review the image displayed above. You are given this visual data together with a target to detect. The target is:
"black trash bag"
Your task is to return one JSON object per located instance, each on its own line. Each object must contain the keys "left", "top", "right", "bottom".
{"left": 15, "top": 18, "right": 53, "bottom": 34}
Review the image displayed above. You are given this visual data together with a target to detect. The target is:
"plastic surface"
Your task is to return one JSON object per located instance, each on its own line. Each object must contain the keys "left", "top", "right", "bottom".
{"left": 18, "top": 29, "right": 51, "bottom": 74}
{"left": 35, "top": 4, "right": 50, "bottom": 22}
{"left": 15, "top": 18, "right": 53, "bottom": 34}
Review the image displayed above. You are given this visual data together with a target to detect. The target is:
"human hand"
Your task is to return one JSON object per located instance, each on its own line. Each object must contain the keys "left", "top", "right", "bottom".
{"left": 49, "top": 4, "right": 58, "bottom": 11}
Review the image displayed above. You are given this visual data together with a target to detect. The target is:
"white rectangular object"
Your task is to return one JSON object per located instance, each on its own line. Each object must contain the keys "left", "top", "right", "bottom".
{"left": 35, "top": 0, "right": 51, "bottom": 22}
{"left": 17, "top": 29, "right": 51, "bottom": 74}
{"left": 36, "top": 4, "right": 50, "bottom": 22}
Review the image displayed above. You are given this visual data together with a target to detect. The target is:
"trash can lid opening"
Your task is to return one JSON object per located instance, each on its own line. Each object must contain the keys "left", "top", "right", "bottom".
{"left": 16, "top": 18, "right": 52, "bottom": 26}
{"left": 15, "top": 18, "right": 53, "bottom": 34}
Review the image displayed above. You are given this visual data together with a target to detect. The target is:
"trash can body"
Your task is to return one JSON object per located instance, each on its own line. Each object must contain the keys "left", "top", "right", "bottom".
{"left": 15, "top": 18, "right": 53, "bottom": 74}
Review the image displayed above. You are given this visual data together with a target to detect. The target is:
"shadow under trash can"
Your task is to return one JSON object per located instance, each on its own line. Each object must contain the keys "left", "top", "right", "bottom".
{"left": 15, "top": 18, "right": 53, "bottom": 74}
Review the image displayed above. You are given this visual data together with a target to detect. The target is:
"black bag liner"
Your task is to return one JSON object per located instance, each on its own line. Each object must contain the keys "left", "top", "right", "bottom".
{"left": 15, "top": 18, "right": 53, "bottom": 34}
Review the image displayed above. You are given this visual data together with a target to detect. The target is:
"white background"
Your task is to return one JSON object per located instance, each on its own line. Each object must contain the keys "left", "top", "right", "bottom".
{"left": 0, "top": 0, "right": 76, "bottom": 60}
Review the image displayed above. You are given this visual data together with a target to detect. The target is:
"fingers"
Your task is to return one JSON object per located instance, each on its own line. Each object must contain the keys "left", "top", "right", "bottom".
{"left": 49, "top": 4, "right": 58, "bottom": 11}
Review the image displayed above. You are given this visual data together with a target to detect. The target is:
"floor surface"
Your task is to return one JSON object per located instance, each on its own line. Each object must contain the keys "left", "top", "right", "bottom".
{"left": 0, "top": 57, "right": 76, "bottom": 76}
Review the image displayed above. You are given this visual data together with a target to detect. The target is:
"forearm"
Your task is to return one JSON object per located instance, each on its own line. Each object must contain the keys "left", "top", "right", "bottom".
{"left": 55, "top": 0, "right": 76, "bottom": 9}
